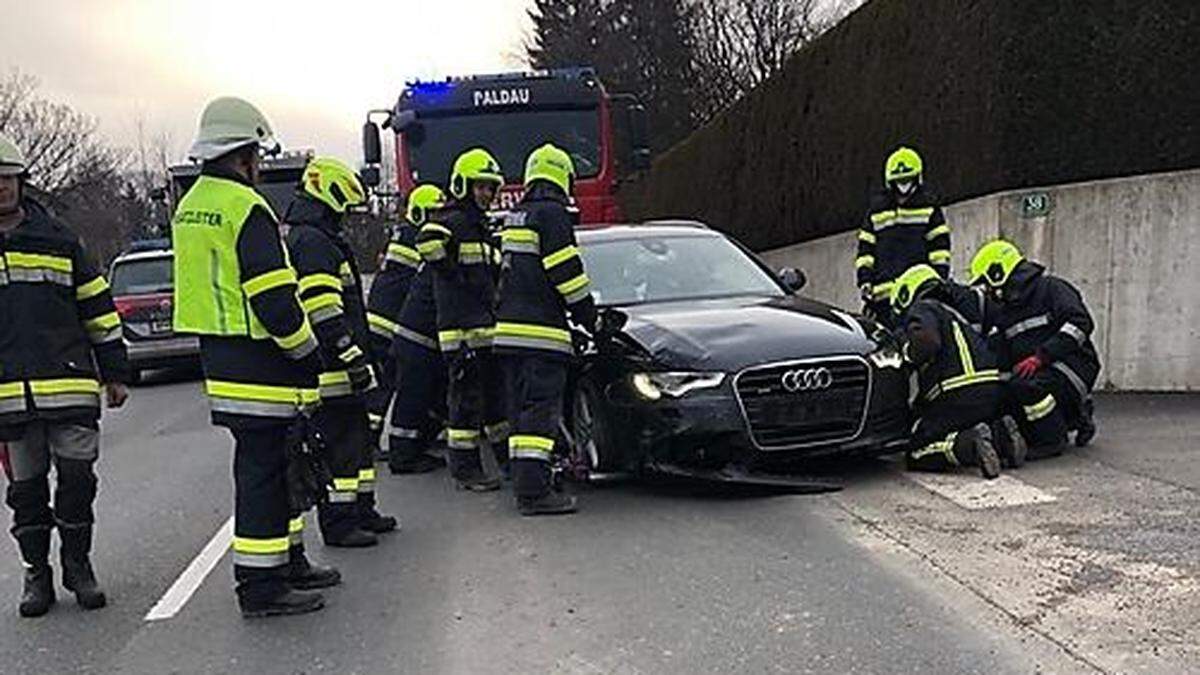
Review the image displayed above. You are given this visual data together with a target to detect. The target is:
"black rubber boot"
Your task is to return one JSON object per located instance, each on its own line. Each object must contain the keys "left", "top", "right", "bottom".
{"left": 323, "top": 527, "right": 378, "bottom": 548}
{"left": 993, "top": 415, "right": 1028, "bottom": 469}
{"left": 1074, "top": 398, "right": 1097, "bottom": 447}
{"left": 357, "top": 492, "right": 398, "bottom": 534}
{"left": 240, "top": 588, "right": 325, "bottom": 619}
{"left": 388, "top": 453, "right": 445, "bottom": 475}
{"left": 59, "top": 523, "right": 106, "bottom": 610}
{"left": 15, "top": 528, "right": 55, "bottom": 618}
{"left": 969, "top": 424, "right": 1002, "bottom": 480}
{"left": 518, "top": 492, "right": 578, "bottom": 517}
{"left": 286, "top": 545, "right": 341, "bottom": 590}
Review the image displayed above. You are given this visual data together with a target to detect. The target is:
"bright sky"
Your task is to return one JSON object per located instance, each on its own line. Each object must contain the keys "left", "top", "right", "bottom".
{"left": 1, "top": 0, "right": 535, "bottom": 168}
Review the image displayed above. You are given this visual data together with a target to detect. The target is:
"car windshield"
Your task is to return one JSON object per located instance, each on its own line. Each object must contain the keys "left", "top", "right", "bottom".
{"left": 580, "top": 234, "right": 785, "bottom": 306}
{"left": 111, "top": 257, "right": 173, "bottom": 296}
{"left": 406, "top": 108, "right": 601, "bottom": 185}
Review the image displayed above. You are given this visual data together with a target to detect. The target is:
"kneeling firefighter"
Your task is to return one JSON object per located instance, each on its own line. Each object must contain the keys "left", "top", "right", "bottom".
{"left": 891, "top": 265, "right": 1022, "bottom": 478}
{"left": 970, "top": 240, "right": 1099, "bottom": 455}
{"left": 385, "top": 186, "right": 450, "bottom": 475}
{"left": 416, "top": 148, "right": 509, "bottom": 491}
{"left": 495, "top": 144, "right": 597, "bottom": 516}
{"left": 285, "top": 156, "right": 397, "bottom": 546}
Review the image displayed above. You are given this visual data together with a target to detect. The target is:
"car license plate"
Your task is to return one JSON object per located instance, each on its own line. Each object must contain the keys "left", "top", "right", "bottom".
{"left": 151, "top": 318, "right": 172, "bottom": 334}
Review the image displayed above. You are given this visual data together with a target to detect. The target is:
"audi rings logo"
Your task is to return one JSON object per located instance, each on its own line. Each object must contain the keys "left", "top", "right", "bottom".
{"left": 781, "top": 367, "right": 834, "bottom": 392}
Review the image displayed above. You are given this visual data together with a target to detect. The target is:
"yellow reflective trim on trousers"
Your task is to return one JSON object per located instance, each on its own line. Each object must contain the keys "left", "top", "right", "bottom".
{"left": 925, "top": 224, "right": 951, "bottom": 241}
{"left": 855, "top": 255, "right": 875, "bottom": 269}
{"left": 338, "top": 345, "right": 364, "bottom": 364}
{"left": 929, "top": 250, "right": 952, "bottom": 264}
{"left": 243, "top": 268, "right": 297, "bottom": 298}
{"left": 76, "top": 276, "right": 109, "bottom": 300}
{"left": 298, "top": 273, "right": 342, "bottom": 294}
{"left": 302, "top": 292, "right": 342, "bottom": 314}
{"left": 28, "top": 378, "right": 100, "bottom": 395}
{"left": 502, "top": 228, "right": 539, "bottom": 245}
{"left": 1024, "top": 394, "right": 1057, "bottom": 421}
{"left": 911, "top": 438, "right": 957, "bottom": 464}
{"left": 232, "top": 536, "right": 289, "bottom": 554}
{"left": 358, "top": 468, "right": 376, "bottom": 482}
{"left": 332, "top": 477, "right": 359, "bottom": 492}
{"left": 509, "top": 435, "right": 555, "bottom": 451}
{"left": 556, "top": 273, "right": 590, "bottom": 296}
{"left": 930, "top": 370, "right": 1001, "bottom": 400}
{"left": 493, "top": 322, "right": 571, "bottom": 344}
{"left": 448, "top": 428, "right": 480, "bottom": 441}
{"left": 84, "top": 311, "right": 121, "bottom": 333}
{"left": 542, "top": 245, "right": 580, "bottom": 270}
{"left": 288, "top": 516, "right": 304, "bottom": 534}
{"left": 206, "top": 380, "right": 309, "bottom": 404}
{"left": 0, "top": 381, "right": 25, "bottom": 398}
{"left": 368, "top": 312, "right": 399, "bottom": 335}
{"left": 319, "top": 371, "right": 351, "bottom": 385}
{"left": 276, "top": 322, "right": 315, "bottom": 352}
{"left": 857, "top": 231, "right": 877, "bottom": 244}
{"left": 951, "top": 322, "right": 976, "bottom": 376}
{"left": 6, "top": 252, "right": 72, "bottom": 273}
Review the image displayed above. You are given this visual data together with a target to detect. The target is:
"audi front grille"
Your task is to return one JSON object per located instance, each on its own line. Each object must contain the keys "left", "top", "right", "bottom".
{"left": 733, "top": 356, "right": 871, "bottom": 450}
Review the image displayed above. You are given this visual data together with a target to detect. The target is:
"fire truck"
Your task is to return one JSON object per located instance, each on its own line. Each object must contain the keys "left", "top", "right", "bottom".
{"left": 361, "top": 67, "right": 649, "bottom": 224}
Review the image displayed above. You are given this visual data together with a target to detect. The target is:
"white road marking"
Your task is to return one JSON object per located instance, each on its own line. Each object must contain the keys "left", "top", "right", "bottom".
{"left": 905, "top": 473, "right": 1058, "bottom": 510}
{"left": 144, "top": 516, "right": 233, "bottom": 621}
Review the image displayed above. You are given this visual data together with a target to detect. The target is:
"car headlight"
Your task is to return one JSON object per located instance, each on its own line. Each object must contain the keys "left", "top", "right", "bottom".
{"left": 868, "top": 346, "right": 904, "bottom": 370}
{"left": 631, "top": 371, "right": 726, "bottom": 400}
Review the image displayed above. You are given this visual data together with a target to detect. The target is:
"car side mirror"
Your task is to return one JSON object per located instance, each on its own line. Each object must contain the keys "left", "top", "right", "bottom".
{"left": 779, "top": 267, "right": 806, "bottom": 292}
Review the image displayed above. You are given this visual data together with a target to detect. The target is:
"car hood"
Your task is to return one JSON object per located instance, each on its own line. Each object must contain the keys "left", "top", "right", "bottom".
{"left": 616, "top": 295, "right": 880, "bottom": 372}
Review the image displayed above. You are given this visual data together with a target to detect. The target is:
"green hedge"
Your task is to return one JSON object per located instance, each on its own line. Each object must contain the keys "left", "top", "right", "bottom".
{"left": 620, "top": 0, "right": 1200, "bottom": 251}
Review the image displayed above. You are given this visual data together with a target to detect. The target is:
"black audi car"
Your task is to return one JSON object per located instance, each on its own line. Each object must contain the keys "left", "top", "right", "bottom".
{"left": 565, "top": 221, "right": 910, "bottom": 478}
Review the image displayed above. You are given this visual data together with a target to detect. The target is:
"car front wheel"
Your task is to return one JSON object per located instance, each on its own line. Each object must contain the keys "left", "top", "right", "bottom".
{"left": 569, "top": 379, "right": 623, "bottom": 476}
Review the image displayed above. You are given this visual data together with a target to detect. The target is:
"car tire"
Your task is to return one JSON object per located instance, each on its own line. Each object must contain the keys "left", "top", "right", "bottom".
{"left": 570, "top": 379, "right": 622, "bottom": 475}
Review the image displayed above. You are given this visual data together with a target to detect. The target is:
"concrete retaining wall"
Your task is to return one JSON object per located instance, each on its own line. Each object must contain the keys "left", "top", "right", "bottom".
{"left": 757, "top": 168, "right": 1200, "bottom": 391}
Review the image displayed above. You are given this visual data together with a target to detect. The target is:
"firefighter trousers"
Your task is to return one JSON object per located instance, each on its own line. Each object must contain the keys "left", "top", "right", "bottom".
{"left": 314, "top": 401, "right": 373, "bottom": 539}
{"left": 365, "top": 352, "right": 396, "bottom": 448}
{"left": 445, "top": 348, "right": 508, "bottom": 479}
{"left": 4, "top": 420, "right": 99, "bottom": 565}
{"left": 501, "top": 355, "right": 568, "bottom": 500}
{"left": 230, "top": 424, "right": 292, "bottom": 603}
{"left": 908, "top": 384, "right": 1002, "bottom": 471}
{"left": 1003, "top": 372, "right": 1071, "bottom": 457}
{"left": 388, "top": 338, "right": 447, "bottom": 464}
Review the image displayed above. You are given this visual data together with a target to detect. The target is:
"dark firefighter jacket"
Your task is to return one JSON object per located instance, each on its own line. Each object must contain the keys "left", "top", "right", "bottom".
{"left": 415, "top": 199, "right": 498, "bottom": 354}
{"left": 284, "top": 196, "right": 372, "bottom": 403}
{"left": 857, "top": 184, "right": 951, "bottom": 301}
{"left": 990, "top": 261, "right": 1101, "bottom": 401}
{"left": 901, "top": 297, "right": 1000, "bottom": 409}
{"left": 0, "top": 197, "right": 130, "bottom": 430}
{"left": 365, "top": 222, "right": 420, "bottom": 361}
{"left": 494, "top": 183, "right": 596, "bottom": 358}
{"left": 172, "top": 164, "right": 322, "bottom": 429}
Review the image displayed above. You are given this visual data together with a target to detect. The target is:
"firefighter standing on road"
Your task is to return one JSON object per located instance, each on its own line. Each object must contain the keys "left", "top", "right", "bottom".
{"left": 970, "top": 240, "right": 1100, "bottom": 455}
{"left": 363, "top": 200, "right": 424, "bottom": 457}
{"left": 0, "top": 132, "right": 129, "bottom": 617}
{"left": 857, "top": 147, "right": 952, "bottom": 324}
{"left": 172, "top": 97, "right": 337, "bottom": 618}
{"left": 285, "top": 157, "right": 397, "bottom": 546}
{"left": 891, "top": 266, "right": 1012, "bottom": 478}
{"left": 384, "top": 186, "right": 451, "bottom": 475}
{"left": 495, "top": 144, "right": 596, "bottom": 515}
{"left": 417, "top": 148, "right": 509, "bottom": 492}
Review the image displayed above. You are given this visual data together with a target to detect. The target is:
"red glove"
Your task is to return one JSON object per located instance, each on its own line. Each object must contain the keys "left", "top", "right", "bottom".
{"left": 1014, "top": 354, "right": 1044, "bottom": 379}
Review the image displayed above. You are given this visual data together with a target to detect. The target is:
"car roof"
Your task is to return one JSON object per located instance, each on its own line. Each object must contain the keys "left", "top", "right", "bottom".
{"left": 577, "top": 220, "right": 718, "bottom": 242}
{"left": 112, "top": 249, "right": 172, "bottom": 264}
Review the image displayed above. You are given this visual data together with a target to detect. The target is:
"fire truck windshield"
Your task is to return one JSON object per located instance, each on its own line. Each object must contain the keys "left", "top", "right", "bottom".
{"left": 406, "top": 108, "right": 601, "bottom": 185}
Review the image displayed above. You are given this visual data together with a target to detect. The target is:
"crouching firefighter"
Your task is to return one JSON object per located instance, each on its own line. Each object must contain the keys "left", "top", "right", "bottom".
{"left": 0, "top": 132, "right": 130, "bottom": 617}
{"left": 173, "top": 97, "right": 335, "bottom": 618}
{"left": 385, "top": 186, "right": 450, "bottom": 475}
{"left": 970, "top": 240, "right": 1100, "bottom": 456}
{"left": 285, "top": 156, "right": 397, "bottom": 546}
{"left": 495, "top": 144, "right": 596, "bottom": 516}
{"left": 890, "top": 265, "right": 1021, "bottom": 478}
{"left": 417, "top": 148, "right": 509, "bottom": 492}
{"left": 857, "top": 146, "right": 951, "bottom": 326}
{"left": 363, "top": 194, "right": 424, "bottom": 458}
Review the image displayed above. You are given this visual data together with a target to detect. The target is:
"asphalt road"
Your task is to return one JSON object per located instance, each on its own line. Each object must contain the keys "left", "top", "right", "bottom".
{"left": 0, "top": 375, "right": 1193, "bottom": 674}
